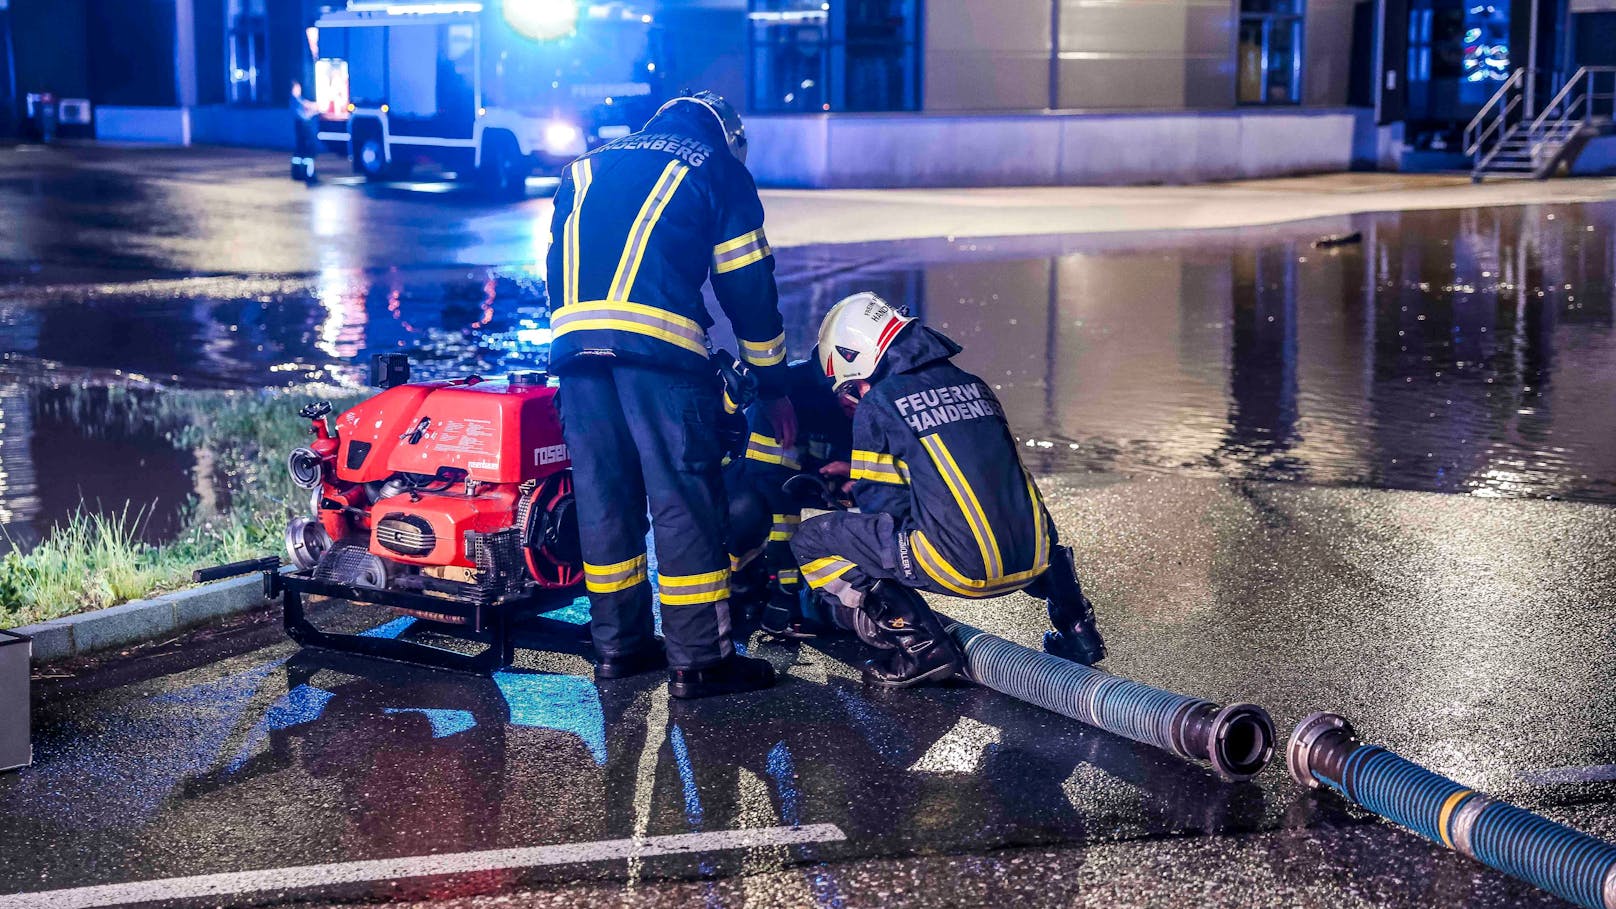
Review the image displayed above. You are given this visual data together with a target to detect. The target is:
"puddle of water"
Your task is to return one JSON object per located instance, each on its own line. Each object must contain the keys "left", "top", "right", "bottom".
{"left": 0, "top": 201, "right": 1613, "bottom": 547}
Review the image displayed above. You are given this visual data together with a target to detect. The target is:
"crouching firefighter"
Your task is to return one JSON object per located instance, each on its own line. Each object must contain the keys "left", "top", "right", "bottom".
{"left": 790, "top": 293, "right": 1108, "bottom": 688}
{"left": 724, "top": 354, "right": 853, "bottom": 638}
{"left": 545, "top": 90, "right": 797, "bottom": 699}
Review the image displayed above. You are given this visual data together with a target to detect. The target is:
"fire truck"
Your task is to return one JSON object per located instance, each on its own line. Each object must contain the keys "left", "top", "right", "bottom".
{"left": 311, "top": 0, "right": 664, "bottom": 196}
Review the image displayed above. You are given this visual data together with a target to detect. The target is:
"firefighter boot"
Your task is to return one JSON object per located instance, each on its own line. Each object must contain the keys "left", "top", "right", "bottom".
{"left": 668, "top": 654, "right": 777, "bottom": 699}
{"left": 861, "top": 581, "right": 963, "bottom": 689}
{"left": 595, "top": 640, "right": 670, "bottom": 680}
{"left": 761, "top": 583, "right": 817, "bottom": 639}
{"left": 1036, "top": 545, "right": 1108, "bottom": 666}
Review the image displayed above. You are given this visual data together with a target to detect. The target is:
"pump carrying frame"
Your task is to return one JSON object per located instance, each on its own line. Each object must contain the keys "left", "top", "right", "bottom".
{"left": 194, "top": 557, "right": 590, "bottom": 674}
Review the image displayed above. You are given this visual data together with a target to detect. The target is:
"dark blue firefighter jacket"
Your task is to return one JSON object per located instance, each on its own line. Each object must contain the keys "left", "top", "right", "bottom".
{"left": 544, "top": 104, "right": 788, "bottom": 394}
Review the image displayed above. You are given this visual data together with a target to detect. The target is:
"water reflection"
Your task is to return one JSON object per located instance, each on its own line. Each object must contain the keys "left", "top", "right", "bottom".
{"left": 0, "top": 202, "right": 1613, "bottom": 548}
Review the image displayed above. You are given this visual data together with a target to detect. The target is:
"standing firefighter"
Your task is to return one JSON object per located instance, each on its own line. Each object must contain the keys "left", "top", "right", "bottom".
{"left": 791, "top": 292, "right": 1108, "bottom": 688}
{"left": 546, "top": 90, "right": 795, "bottom": 699}
{"left": 289, "top": 81, "right": 320, "bottom": 184}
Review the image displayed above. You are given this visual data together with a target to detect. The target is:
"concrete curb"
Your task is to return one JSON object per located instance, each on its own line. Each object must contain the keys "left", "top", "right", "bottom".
{"left": 11, "top": 573, "right": 274, "bottom": 663}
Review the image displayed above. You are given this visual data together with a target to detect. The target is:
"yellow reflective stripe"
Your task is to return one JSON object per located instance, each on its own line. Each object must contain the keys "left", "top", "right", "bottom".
{"left": 586, "top": 553, "right": 646, "bottom": 576}
{"left": 801, "top": 556, "right": 855, "bottom": 588}
{"left": 910, "top": 531, "right": 1041, "bottom": 598}
{"left": 659, "top": 567, "right": 729, "bottom": 587}
{"left": 660, "top": 587, "right": 730, "bottom": 606}
{"left": 921, "top": 435, "right": 1003, "bottom": 578}
{"left": 713, "top": 229, "right": 772, "bottom": 275}
{"left": 1024, "top": 469, "right": 1049, "bottom": 570}
{"left": 714, "top": 229, "right": 765, "bottom": 255}
{"left": 777, "top": 569, "right": 801, "bottom": 586}
{"left": 584, "top": 553, "right": 648, "bottom": 594}
{"left": 745, "top": 432, "right": 801, "bottom": 470}
{"left": 657, "top": 566, "right": 730, "bottom": 606}
{"left": 1438, "top": 790, "right": 1474, "bottom": 848}
{"left": 588, "top": 574, "right": 647, "bottom": 594}
{"left": 609, "top": 160, "right": 689, "bottom": 302}
{"left": 552, "top": 300, "right": 705, "bottom": 334}
{"left": 799, "top": 556, "right": 843, "bottom": 575}
{"left": 770, "top": 513, "right": 801, "bottom": 542}
{"left": 551, "top": 301, "right": 710, "bottom": 358}
{"left": 714, "top": 246, "right": 771, "bottom": 275}
{"left": 552, "top": 318, "right": 708, "bottom": 357}
{"left": 850, "top": 465, "right": 905, "bottom": 485}
{"left": 851, "top": 450, "right": 908, "bottom": 484}
{"left": 740, "top": 331, "right": 787, "bottom": 367}
{"left": 562, "top": 159, "right": 593, "bottom": 307}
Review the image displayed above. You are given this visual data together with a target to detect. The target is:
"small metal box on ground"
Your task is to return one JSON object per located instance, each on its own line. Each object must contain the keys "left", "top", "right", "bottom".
{"left": 0, "top": 629, "right": 31, "bottom": 772}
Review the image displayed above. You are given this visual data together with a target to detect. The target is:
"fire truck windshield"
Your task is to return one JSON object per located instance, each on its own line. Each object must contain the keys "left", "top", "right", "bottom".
{"left": 483, "top": 8, "right": 659, "bottom": 117}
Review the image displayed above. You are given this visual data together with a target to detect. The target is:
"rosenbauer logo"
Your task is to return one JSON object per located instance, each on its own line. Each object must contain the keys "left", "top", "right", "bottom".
{"left": 535, "top": 444, "right": 568, "bottom": 466}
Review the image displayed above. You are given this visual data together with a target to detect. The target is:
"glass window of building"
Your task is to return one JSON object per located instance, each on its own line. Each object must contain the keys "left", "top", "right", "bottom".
{"left": 748, "top": 0, "right": 920, "bottom": 113}
{"left": 1237, "top": 0, "right": 1304, "bottom": 104}
{"left": 227, "top": 0, "right": 271, "bottom": 104}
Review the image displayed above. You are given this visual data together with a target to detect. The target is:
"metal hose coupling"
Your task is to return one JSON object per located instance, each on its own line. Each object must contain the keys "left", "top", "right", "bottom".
{"left": 943, "top": 619, "right": 1275, "bottom": 782}
{"left": 1289, "top": 712, "right": 1616, "bottom": 909}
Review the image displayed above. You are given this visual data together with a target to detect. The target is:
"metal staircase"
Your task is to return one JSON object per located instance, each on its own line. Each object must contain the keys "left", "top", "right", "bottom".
{"left": 1464, "top": 67, "right": 1616, "bottom": 182}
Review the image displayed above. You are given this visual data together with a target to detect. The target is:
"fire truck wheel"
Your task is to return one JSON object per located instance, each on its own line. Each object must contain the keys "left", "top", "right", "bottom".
{"left": 354, "top": 130, "right": 409, "bottom": 181}
{"left": 478, "top": 132, "right": 529, "bottom": 200}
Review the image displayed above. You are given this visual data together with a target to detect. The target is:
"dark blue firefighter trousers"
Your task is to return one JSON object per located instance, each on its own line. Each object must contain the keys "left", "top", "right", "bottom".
{"left": 557, "top": 361, "right": 735, "bottom": 670}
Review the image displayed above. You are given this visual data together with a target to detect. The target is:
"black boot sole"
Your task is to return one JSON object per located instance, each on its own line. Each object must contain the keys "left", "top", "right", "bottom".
{"left": 595, "top": 654, "right": 669, "bottom": 680}
{"left": 667, "top": 676, "right": 776, "bottom": 699}
{"left": 863, "top": 658, "right": 962, "bottom": 689}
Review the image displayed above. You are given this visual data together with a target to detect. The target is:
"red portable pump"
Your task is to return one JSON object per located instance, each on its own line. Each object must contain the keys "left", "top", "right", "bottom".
{"left": 210, "top": 354, "right": 589, "bottom": 672}
{"left": 193, "top": 351, "right": 756, "bottom": 673}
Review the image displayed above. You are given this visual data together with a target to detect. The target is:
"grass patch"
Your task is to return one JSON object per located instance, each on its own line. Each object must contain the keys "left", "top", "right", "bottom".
{"left": 0, "top": 385, "right": 362, "bottom": 629}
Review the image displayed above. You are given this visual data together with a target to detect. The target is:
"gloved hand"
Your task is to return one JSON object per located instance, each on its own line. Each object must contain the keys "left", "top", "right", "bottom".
{"left": 765, "top": 395, "right": 797, "bottom": 450}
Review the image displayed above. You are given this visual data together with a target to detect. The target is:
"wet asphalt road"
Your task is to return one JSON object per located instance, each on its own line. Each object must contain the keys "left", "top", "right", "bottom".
{"left": 1, "top": 146, "right": 1615, "bottom": 907}
{"left": 5, "top": 474, "right": 1615, "bottom": 908}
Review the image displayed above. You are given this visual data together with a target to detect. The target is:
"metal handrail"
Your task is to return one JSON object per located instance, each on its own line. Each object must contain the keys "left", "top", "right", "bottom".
{"left": 1527, "top": 66, "right": 1616, "bottom": 143}
{"left": 1464, "top": 68, "right": 1525, "bottom": 157}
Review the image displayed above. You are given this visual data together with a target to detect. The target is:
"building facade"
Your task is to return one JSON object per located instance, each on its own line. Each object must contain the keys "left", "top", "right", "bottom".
{"left": 0, "top": 0, "right": 1609, "bottom": 184}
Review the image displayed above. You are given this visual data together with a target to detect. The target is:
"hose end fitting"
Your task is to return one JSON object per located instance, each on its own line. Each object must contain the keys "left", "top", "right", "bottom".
{"left": 1207, "top": 702, "right": 1276, "bottom": 782}
{"left": 1287, "top": 711, "right": 1355, "bottom": 788}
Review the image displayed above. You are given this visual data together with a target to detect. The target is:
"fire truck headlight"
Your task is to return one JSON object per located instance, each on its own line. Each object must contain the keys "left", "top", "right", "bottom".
{"left": 542, "top": 121, "right": 585, "bottom": 156}
{"left": 504, "top": 0, "right": 579, "bottom": 41}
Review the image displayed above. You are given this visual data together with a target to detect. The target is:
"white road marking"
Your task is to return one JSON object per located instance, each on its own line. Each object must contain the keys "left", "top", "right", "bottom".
{"left": 0, "top": 824, "right": 847, "bottom": 909}
{"left": 1519, "top": 764, "right": 1616, "bottom": 785}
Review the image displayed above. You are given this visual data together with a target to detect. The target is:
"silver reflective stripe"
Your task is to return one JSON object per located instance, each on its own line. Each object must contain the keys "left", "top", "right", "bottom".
{"left": 801, "top": 556, "right": 856, "bottom": 588}
{"left": 713, "top": 229, "right": 771, "bottom": 274}
{"left": 745, "top": 433, "right": 801, "bottom": 469}
{"left": 563, "top": 159, "right": 594, "bottom": 307}
{"left": 550, "top": 301, "right": 710, "bottom": 357}
{"left": 740, "top": 331, "right": 787, "bottom": 367}
{"left": 609, "top": 160, "right": 689, "bottom": 302}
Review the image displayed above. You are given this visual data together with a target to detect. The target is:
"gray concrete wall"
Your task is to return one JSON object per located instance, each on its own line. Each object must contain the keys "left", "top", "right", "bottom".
{"left": 924, "top": 0, "right": 1361, "bottom": 112}
{"left": 925, "top": 0, "right": 1053, "bottom": 111}
{"left": 1055, "top": 0, "right": 1236, "bottom": 109}
{"left": 1303, "top": 0, "right": 1358, "bottom": 106}
{"left": 747, "top": 108, "right": 1373, "bottom": 188}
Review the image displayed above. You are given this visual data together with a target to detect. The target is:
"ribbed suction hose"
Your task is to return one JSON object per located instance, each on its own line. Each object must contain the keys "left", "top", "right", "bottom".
{"left": 1289, "top": 712, "right": 1616, "bottom": 909}
{"left": 943, "top": 619, "right": 1275, "bottom": 782}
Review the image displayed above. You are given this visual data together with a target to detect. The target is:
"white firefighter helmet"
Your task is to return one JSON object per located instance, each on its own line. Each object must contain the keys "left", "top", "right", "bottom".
{"left": 653, "top": 89, "right": 747, "bottom": 164}
{"left": 817, "top": 292, "right": 915, "bottom": 393}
